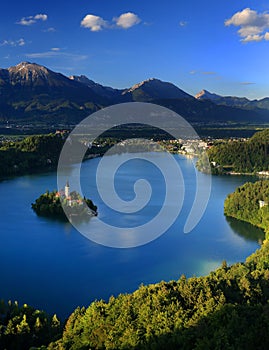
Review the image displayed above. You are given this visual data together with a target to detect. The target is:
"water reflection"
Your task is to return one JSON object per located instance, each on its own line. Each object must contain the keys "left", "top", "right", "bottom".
{"left": 225, "top": 216, "right": 264, "bottom": 244}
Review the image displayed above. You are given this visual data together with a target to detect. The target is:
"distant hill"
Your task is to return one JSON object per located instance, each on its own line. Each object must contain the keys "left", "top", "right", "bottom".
{"left": 196, "top": 89, "right": 269, "bottom": 111}
{"left": 224, "top": 180, "right": 269, "bottom": 236}
{"left": 0, "top": 62, "right": 269, "bottom": 124}
{"left": 198, "top": 129, "right": 269, "bottom": 175}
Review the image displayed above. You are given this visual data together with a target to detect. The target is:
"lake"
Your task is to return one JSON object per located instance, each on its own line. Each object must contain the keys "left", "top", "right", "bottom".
{"left": 0, "top": 153, "right": 264, "bottom": 319}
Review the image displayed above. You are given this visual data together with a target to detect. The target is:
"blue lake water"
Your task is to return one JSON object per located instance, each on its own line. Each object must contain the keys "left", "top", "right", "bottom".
{"left": 0, "top": 153, "right": 264, "bottom": 319}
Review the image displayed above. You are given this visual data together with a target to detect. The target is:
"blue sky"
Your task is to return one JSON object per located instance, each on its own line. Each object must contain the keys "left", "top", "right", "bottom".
{"left": 0, "top": 0, "right": 269, "bottom": 99}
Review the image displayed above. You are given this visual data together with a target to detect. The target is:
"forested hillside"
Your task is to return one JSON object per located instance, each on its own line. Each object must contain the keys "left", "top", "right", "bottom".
{"left": 45, "top": 240, "right": 269, "bottom": 350}
{"left": 0, "top": 300, "right": 62, "bottom": 350}
{"left": 198, "top": 129, "right": 269, "bottom": 174}
{"left": 2, "top": 227, "right": 269, "bottom": 349}
{"left": 0, "top": 133, "right": 66, "bottom": 178}
{"left": 224, "top": 180, "right": 269, "bottom": 237}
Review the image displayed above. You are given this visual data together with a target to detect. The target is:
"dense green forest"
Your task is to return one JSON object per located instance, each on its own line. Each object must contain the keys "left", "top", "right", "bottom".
{"left": 47, "top": 241, "right": 269, "bottom": 350}
{"left": 4, "top": 127, "right": 269, "bottom": 179}
{"left": 0, "top": 133, "right": 116, "bottom": 178}
{"left": 197, "top": 129, "right": 269, "bottom": 174}
{"left": 4, "top": 129, "right": 269, "bottom": 349}
{"left": 0, "top": 132, "right": 141, "bottom": 179}
{"left": 224, "top": 180, "right": 269, "bottom": 237}
{"left": 2, "top": 240, "right": 269, "bottom": 349}
{"left": 0, "top": 133, "right": 66, "bottom": 178}
{"left": 32, "top": 190, "right": 97, "bottom": 220}
{"left": 0, "top": 300, "right": 62, "bottom": 350}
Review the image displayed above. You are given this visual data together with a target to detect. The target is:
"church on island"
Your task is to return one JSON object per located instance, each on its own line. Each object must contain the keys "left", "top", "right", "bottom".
{"left": 55, "top": 181, "right": 84, "bottom": 207}
{"left": 32, "top": 181, "right": 97, "bottom": 219}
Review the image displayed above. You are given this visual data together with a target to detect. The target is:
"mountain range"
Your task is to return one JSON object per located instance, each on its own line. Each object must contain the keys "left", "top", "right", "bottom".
{"left": 195, "top": 89, "right": 269, "bottom": 110}
{"left": 0, "top": 62, "right": 268, "bottom": 124}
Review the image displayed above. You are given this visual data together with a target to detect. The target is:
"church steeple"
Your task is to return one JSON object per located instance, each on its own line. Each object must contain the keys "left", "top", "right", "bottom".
{"left": 65, "top": 181, "right": 70, "bottom": 198}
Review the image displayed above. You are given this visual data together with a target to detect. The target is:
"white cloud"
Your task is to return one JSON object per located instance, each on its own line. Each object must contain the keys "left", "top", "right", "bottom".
{"left": 238, "top": 25, "right": 262, "bottom": 37}
{"left": 114, "top": 12, "right": 141, "bottom": 29}
{"left": 179, "top": 21, "right": 187, "bottom": 27}
{"left": 81, "top": 15, "right": 107, "bottom": 32}
{"left": 265, "top": 32, "right": 269, "bottom": 40}
{"left": 225, "top": 8, "right": 258, "bottom": 27}
{"left": 1, "top": 40, "right": 10, "bottom": 46}
{"left": 242, "top": 34, "right": 264, "bottom": 43}
{"left": 0, "top": 38, "right": 25, "bottom": 47}
{"left": 240, "top": 82, "right": 256, "bottom": 85}
{"left": 17, "top": 13, "right": 48, "bottom": 26}
{"left": 51, "top": 47, "right": 60, "bottom": 51}
{"left": 44, "top": 27, "right": 56, "bottom": 33}
{"left": 81, "top": 12, "right": 141, "bottom": 31}
{"left": 18, "top": 38, "right": 26, "bottom": 46}
{"left": 18, "top": 19, "right": 35, "bottom": 26}
{"left": 26, "top": 51, "right": 59, "bottom": 58}
{"left": 225, "top": 8, "right": 269, "bottom": 42}
{"left": 34, "top": 14, "right": 48, "bottom": 21}
{"left": 25, "top": 50, "right": 87, "bottom": 61}
{"left": 189, "top": 70, "right": 219, "bottom": 78}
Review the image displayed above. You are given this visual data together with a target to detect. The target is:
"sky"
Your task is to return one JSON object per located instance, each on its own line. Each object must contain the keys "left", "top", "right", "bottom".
{"left": 0, "top": 0, "right": 269, "bottom": 99}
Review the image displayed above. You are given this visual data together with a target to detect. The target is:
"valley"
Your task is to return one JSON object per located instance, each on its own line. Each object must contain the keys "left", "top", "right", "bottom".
{"left": 2, "top": 1, "right": 269, "bottom": 348}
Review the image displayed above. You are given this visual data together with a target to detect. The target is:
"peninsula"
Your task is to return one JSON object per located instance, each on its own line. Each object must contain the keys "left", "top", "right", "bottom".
{"left": 224, "top": 180, "right": 269, "bottom": 238}
{"left": 197, "top": 129, "right": 269, "bottom": 175}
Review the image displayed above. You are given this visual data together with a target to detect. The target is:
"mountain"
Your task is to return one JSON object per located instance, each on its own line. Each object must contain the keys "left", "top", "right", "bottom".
{"left": 0, "top": 62, "right": 108, "bottom": 122}
{"left": 0, "top": 62, "right": 269, "bottom": 125}
{"left": 253, "top": 97, "right": 269, "bottom": 110}
{"left": 8, "top": 62, "right": 72, "bottom": 88}
{"left": 69, "top": 75, "right": 123, "bottom": 100}
{"left": 195, "top": 89, "right": 251, "bottom": 108}
{"left": 195, "top": 89, "right": 269, "bottom": 111}
{"left": 195, "top": 89, "right": 222, "bottom": 101}
{"left": 69, "top": 76, "right": 193, "bottom": 102}
{"left": 121, "top": 78, "right": 193, "bottom": 102}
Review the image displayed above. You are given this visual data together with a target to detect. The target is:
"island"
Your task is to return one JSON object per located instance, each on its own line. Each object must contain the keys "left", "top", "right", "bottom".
{"left": 224, "top": 180, "right": 269, "bottom": 238}
{"left": 32, "top": 181, "right": 97, "bottom": 221}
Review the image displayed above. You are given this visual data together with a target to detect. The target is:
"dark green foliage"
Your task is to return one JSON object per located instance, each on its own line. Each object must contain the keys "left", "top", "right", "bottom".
{"left": 45, "top": 241, "right": 269, "bottom": 350}
{"left": 0, "top": 300, "right": 62, "bottom": 350}
{"left": 224, "top": 180, "right": 269, "bottom": 237}
{"left": 0, "top": 133, "right": 66, "bottom": 178}
{"left": 31, "top": 191, "right": 66, "bottom": 220}
{"left": 2, "top": 241, "right": 269, "bottom": 349}
{"left": 199, "top": 129, "right": 269, "bottom": 174}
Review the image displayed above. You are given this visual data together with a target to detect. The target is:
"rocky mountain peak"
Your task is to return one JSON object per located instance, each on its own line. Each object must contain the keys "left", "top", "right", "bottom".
{"left": 15, "top": 61, "right": 32, "bottom": 67}
{"left": 9, "top": 61, "right": 48, "bottom": 73}
{"left": 122, "top": 78, "right": 193, "bottom": 100}
{"left": 123, "top": 78, "right": 159, "bottom": 94}
{"left": 69, "top": 74, "right": 123, "bottom": 99}
{"left": 69, "top": 75, "right": 96, "bottom": 87}
{"left": 195, "top": 89, "right": 221, "bottom": 100}
{"left": 7, "top": 62, "right": 52, "bottom": 86}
